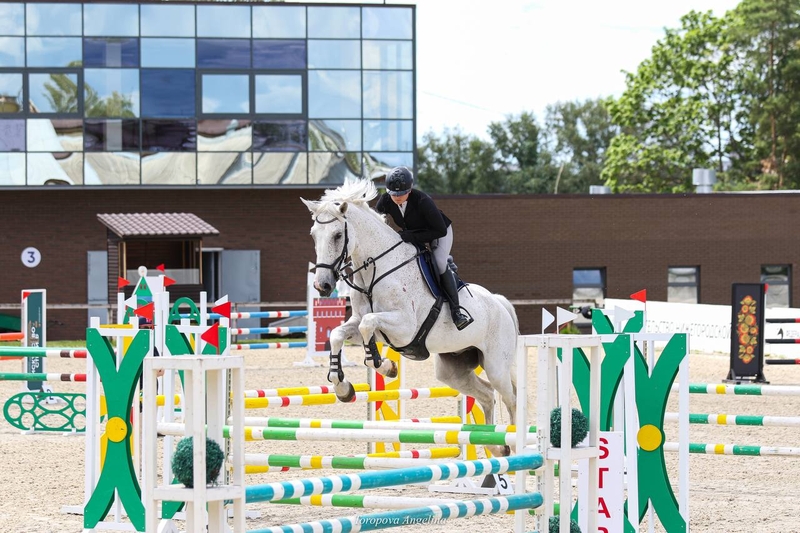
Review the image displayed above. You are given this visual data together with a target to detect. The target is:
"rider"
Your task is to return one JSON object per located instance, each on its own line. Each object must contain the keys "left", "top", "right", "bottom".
{"left": 375, "top": 166, "right": 472, "bottom": 330}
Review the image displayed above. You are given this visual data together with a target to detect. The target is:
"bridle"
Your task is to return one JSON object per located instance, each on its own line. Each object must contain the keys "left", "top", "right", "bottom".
{"left": 312, "top": 213, "right": 420, "bottom": 307}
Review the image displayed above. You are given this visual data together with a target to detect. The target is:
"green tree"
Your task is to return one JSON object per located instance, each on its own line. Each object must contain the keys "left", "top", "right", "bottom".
{"left": 42, "top": 74, "right": 79, "bottom": 114}
{"left": 416, "top": 128, "right": 505, "bottom": 194}
{"left": 84, "top": 86, "right": 136, "bottom": 118}
{"left": 545, "top": 98, "right": 618, "bottom": 193}
{"left": 728, "top": 0, "right": 800, "bottom": 188}
{"left": 603, "top": 11, "right": 742, "bottom": 192}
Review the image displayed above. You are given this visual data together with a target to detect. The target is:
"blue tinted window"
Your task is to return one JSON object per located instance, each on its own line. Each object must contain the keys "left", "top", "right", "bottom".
{"left": 252, "top": 40, "right": 305, "bottom": 69}
{"left": 0, "top": 74, "right": 23, "bottom": 114}
{"left": 255, "top": 75, "right": 302, "bottom": 114}
{"left": 252, "top": 120, "right": 307, "bottom": 152}
{"left": 253, "top": 6, "right": 305, "bottom": 38}
{"left": 362, "top": 7, "right": 413, "bottom": 40}
{"left": 363, "top": 41, "right": 413, "bottom": 70}
{"left": 308, "top": 7, "right": 360, "bottom": 38}
{"left": 28, "top": 73, "right": 78, "bottom": 114}
{"left": 202, "top": 75, "right": 250, "bottom": 114}
{"left": 197, "top": 39, "right": 251, "bottom": 69}
{"left": 141, "top": 4, "right": 195, "bottom": 37}
{"left": 0, "top": 38, "right": 24, "bottom": 67}
{"left": 84, "top": 4, "right": 139, "bottom": 37}
{"left": 84, "top": 38, "right": 139, "bottom": 68}
{"left": 0, "top": 120, "right": 25, "bottom": 150}
{"left": 363, "top": 120, "right": 412, "bottom": 151}
{"left": 197, "top": 5, "right": 250, "bottom": 38}
{"left": 310, "top": 120, "right": 361, "bottom": 151}
{"left": 141, "top": 39, "right": 195, "bottom": 68}
{"left": 308, "top": 40, "right": 360, "bottom": 69}
{"left": 363, "top": 71, "right": 412, "bottom": 119}
{"left": 0, "top": 4, "right": 24, "bottom": 36}
{"left": 141, "top": 70, "right": 195, "bottom": 118}
{"left": 84, "top": 119, "right": 140, "bottom": 151}
{"left": 27, "top": 37, "right": 82, "bottom": 67}
{"left": 574, "top": 269, "right": 604, "bottom": 285}
{"left": 309, "top": 71, "right": 360, "bottom": 119}
{"left": 142, "top": 120, "right": 197, "bottom": 152}
{"left": 85, "top": 69, "right": 139, "bottom": 118}
{"left": 26, "top": 3, "right": 82, "bottom": 36}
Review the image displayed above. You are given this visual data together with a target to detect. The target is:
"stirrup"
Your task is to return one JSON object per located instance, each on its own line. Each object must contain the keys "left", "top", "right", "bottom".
{"left": 452, "top": 307, "right": 474, "bottom": 331}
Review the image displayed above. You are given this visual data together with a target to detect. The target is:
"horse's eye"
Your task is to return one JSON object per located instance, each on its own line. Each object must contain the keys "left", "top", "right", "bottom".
{"left": 334, "top": 232, "right": 342, "bottom": 241}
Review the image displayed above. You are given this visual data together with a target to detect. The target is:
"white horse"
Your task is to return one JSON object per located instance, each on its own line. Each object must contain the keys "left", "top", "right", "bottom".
{"left": 302, "top": 178, "right": 519, "bottom": 451}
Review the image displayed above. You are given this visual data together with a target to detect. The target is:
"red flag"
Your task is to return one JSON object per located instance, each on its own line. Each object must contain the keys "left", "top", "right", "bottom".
{"left": 156, "top": 263, "right": 165, "bottom": 272}
{"left": 765, "top": 284, "right": 770, "bottom": 293}
{"left": 212, "top": 301, "right": 231, "bottom": 319}
{"left": 21, "top": 291, "right": 30, "bottom": 300}
{"left": 134, "top": 302, "right": 154, "bottom": 322}
{"left": 630, "top": 289, "right": 647, "bottom": 303}
{"left": 163, "top": 276, "right": 176, "bottom": 287}
{"left": 117, "top": 277, "right": 130, "bottom": 290}
{"left": 201, "top": 323, "right": 220, "bottom": 349}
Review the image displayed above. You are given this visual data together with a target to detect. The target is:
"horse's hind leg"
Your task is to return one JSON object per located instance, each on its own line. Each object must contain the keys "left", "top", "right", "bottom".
{"left": 434, "top": 351, "right": 497, "bottom": 424}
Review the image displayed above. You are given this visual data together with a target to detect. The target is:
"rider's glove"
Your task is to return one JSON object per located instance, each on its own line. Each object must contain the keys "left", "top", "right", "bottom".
{"left": 399, "top": 230, "right": 414, "bottom": 243}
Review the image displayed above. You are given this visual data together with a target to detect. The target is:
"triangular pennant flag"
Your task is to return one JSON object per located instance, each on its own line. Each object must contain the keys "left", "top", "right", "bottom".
{"left": 21, "top": 291, "right": 30, "bottom": 300}
{"left": 630, "top": 289, "right": 647, "bottom": 303}
{"left": 117, "top": 277, "right": 130, "bottom": 290}
{"left": 765, "top": 283, "right": 770, "bottom": 293}
{"left": 541, "top": 308, "right": 555, "bottom": 334}
{"left": 556, "top": 306, "right": 580, "bottom": 327}
{"left": 215, "top": 295, "right": 229, "bottom": 306}
{"left": 201, "top": 323, "right": 220, "bottom": 350}
{"left": 212, "top": 301, "right": 231, "bottom": 319}
{"left": 124, "top": 294, "right": 138, "bottom": 309}
{"left": 156, "top": 263, "right": 165, "bottom": 272}
{"left": 134, "top": 302, "right": 155, "bottom": 322}
{"left": 162, "top": 276, "right": 176, "bottom": 287}
{"left": 613, "top": 305, "right": 635, "bottom": 324}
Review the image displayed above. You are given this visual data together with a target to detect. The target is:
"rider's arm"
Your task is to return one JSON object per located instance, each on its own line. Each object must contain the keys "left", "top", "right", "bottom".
{"left": 408, "top": 197, "right": 447, "bottom": 244}
{"left": 375, "top": 193, "right": 390, "bottom": 214}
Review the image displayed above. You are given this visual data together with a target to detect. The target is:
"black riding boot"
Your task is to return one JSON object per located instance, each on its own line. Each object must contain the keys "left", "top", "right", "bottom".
{"left": 440, "top": 268, "right": 472, "bottom": 330}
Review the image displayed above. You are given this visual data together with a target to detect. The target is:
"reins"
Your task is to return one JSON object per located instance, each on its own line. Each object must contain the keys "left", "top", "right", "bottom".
{"left": 312, "top": 212, "right": 420, "bottom": 308}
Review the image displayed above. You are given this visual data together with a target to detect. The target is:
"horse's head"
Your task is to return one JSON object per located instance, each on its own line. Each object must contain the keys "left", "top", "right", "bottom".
{"left": 302, "top": 197, "right": 349, "bottom": 296}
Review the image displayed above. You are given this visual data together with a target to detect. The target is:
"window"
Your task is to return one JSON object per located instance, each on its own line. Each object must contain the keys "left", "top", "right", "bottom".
{"left": 252, "top": 40, "right": 305, "bottom": 70}
{"left": 308, "top": 7, "right": 360, "bottom": 38}
{"left": 363, "top": 71, "right": 413, "bottom": 119}
{"left": 197, "top": 5, "right": 250, "bottom": 38}
{"left": 253, "top": 6, "right": 306, "bottom": 38}
{"left": 762, "top": 265, "right": 791, "bottom": 308}
{"left": 26, "top": 37, "right": 82, "bottom": 67}
{"left": 309, "top": 71, "right": 361, "bottom": 119}
{"left": 363, "top": 41, "right": 413, "bottom": 70}
{"left": 141, "top": 70, "right": 195, "bottom": 118}
{"left": 84, "top": 38, "right": 140, "bottom": 68}
{"left": 83, "top": 4, "right": 139, "bottom": 37}
{"left": 0, "top": 74, "right": 23, "bottom": 113}
{"left": 362, "top": 7, "right": 413, "bottom": 39}
{"left": 0, "top": 4, "right": 24, "bottom": 36}
{"left": 26, "top": 3, "right": 82, "bottom": 36}
{"left": 308, "top": 40, "right": 360, "bottom": 69}
{"left": 668, "top": 266, "right": 699, "bottom": 304}
{"left": 197, "top": 39, "right": 251, "bottom": 69}
{"left": 140, "top": 5, "right": 195, "bottom": 37}
{"left": 573, "top": 268, "right": 606, "bottom": 306}
{"left": 84, "top": 69, "right": 139, "bottom": 118}
{"left": 0, "top": 37, "right": 24, "bottom": 67}
{"left": 201, "top": 75, "right": 250, "bottom": 114}
{"left": 255, "top": 75, "right": 302, "bottom": 114}
{"left": 29, "top": 73, "right": 80, "bottom": 114}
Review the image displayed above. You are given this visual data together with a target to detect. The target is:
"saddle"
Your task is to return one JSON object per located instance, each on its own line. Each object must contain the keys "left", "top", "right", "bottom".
{"left": 382, "top": 246, "right": 468, "bottom": 361}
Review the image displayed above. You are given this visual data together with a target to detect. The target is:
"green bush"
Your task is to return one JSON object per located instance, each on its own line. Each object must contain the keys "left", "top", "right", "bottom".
{"left": 172, "top": 437, "right": 225, "bottom": 488}
{"left": 549, "top": 516, "right": 582, "bottom": 533}
{"left": 549, "top": 407, "right": 589, "bottom": 447}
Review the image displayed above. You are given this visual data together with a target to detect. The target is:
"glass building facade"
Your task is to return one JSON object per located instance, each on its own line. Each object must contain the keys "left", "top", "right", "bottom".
{"left": 0, "top": 2, "right": 415, "bottom": 187}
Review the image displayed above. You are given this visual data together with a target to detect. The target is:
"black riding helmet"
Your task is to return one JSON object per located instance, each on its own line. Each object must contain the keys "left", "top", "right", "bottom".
{"left": 385, "top": 166, "right": 414, "bottom": 196}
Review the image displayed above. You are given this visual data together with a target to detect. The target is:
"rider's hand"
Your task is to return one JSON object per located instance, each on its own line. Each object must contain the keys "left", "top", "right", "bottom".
{"left": 399, "top": 230, "right": 414, "bottom": 243}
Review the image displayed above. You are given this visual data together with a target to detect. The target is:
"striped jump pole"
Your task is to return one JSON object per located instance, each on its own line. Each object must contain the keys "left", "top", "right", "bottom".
{"left": 244, "top": 453, "right": 455, "bottom": 472}
{"left": 0, "top": 332, "right": 23, "bottom": 341}
{"left": 671, "top": 383, "right": 800, "bottom": 396}
{"left": 766, "top": 318, "right": 800, "bottom": 323}
{"left": 245, "top": 454, "right": 543, "bottom": 502}
{"left": 765, "top": 359, "right": 800, "bottom": 365}
{"left": 764, "top": 338, "right": 800, "bottom": 344}
{"left": 249, "top": 493, "right": 543, "bottom": 533}
{"left": 207, "top": 310, "right": 308, "bottom": 320}
{"left": 156, "top": 423, "right": 539, "bottom": 446}
{"left": 664, "top": 412, "right": 800, "bottom": 427}
{"left": 664, "top": 442, "right": 800, "bottom": 457}
{"left": 231, "top": 326, "right": 307, "bottom": 336}
{"left": 243, "top": 384, "right": 371, "bottom": 398}
{"left": 0, "top": 372, "right": 86, "bottom": 382}
{"left": 272, "top": 494, "right": 560, "bottom": 515}
{"left": 240, "top": 416, "right": 536, "bottom": 434}
{"left": 0, "top": 347, "right": 87, "bottom": 358}
{"left": 243, "top": 387, "right": 460, "bottom": 408}
{"left": 232, "top": 342, "right": 307, "bottom": 350}
{"left": 366, "top": 448, "right": 461, "bottom": 459}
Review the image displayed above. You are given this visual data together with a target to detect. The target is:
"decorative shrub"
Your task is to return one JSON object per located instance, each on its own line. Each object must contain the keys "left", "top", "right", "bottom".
{"left": 172, "top": 437, "right": 225, "bottom": 488}
{"left": 549, "top": 516, "right": 582, "bottom": 533}
{"left": 549, "top": 407, "right": 589, "bottom": 447}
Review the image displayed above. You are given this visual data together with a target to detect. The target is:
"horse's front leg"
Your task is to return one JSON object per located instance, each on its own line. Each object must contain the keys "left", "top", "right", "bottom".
{"left": 359, "top": 310, "right": 415, "bottom": 379}
{"left": 327, "top": 315, "right": 362, "bottom": 402}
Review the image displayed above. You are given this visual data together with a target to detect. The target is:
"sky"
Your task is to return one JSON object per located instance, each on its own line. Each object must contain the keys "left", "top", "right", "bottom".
{"left": 385, "top": 0, "right": 743, "bottom": 140}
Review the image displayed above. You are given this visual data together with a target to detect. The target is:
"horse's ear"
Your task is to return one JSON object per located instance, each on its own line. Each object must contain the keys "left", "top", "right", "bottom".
{"left": 301, "top": 198, "right": 319, "bottom": 214}
{"left": 339, "top": 202, "right": 348, "bottom": 215}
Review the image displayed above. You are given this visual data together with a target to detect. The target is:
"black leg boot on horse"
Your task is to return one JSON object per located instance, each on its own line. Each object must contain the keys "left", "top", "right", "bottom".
{"left": 440, "top": 266, "right": 473, "bottom": 331}
{"left": 364, "top": 336, "right": 398, "bottom": 378}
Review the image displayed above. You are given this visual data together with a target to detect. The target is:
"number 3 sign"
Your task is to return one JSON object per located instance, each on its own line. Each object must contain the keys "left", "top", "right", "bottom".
{"left": 21, "top": 247, "right": 41, "bottom": 268}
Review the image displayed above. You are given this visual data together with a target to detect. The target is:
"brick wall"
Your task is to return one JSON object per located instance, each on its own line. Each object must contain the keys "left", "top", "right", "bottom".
{"left": 0, "top": 189, "right": 797, "bottom": 339}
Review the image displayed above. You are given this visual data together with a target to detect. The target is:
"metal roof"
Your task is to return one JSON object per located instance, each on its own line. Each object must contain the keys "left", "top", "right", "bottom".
{"left": 97, "top": 212, "right": 219, "bottom": 238}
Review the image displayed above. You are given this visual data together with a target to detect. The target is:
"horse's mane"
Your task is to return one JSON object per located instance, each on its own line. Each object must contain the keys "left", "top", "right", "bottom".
{"left": 320, "top": 177, "right": 379, "bottom": 206}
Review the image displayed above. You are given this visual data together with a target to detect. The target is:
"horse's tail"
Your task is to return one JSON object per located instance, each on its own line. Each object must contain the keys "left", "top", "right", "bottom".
{"left": 493, "top": 293, "right": 519, "bottom": 386}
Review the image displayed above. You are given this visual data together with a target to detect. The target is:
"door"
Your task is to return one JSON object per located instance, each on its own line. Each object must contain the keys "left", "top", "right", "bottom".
{"left": 87, "top": 251, "right": 108, "bottom": 326}
{"left": 221, "top": 250, "right": 260, "bottom": 341}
